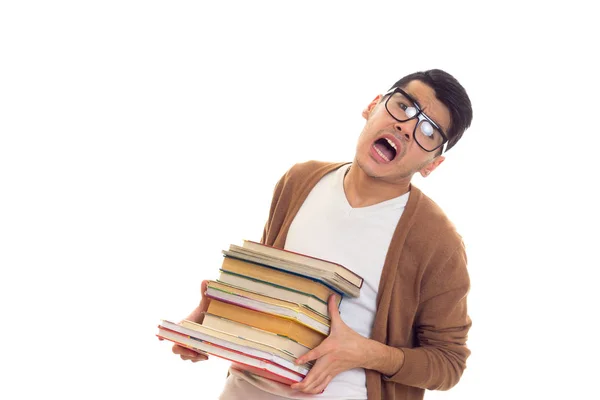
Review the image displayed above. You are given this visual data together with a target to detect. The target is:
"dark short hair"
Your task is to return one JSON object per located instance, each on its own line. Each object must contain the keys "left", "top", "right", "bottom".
{"left": 390, "top": 69, "right": 473, "bottom": 152}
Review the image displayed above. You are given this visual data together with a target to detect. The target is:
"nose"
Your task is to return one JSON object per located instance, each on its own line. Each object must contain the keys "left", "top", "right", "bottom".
{"left": 394, "top": 121, "right": 413, "bottom": 142}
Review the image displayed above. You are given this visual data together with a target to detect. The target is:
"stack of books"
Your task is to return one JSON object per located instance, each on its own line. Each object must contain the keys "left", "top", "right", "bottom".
{"left": 157, "top": 240, "right": 363, "bottom": 385}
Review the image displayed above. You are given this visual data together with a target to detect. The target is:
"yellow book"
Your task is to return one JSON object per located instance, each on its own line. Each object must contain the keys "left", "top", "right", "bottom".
{"left": 201, "top": 313, "right": 311, "bottom": 360}
{"left": 206, "top": 280, "right": 330, "bottom": 335}
{"left": 206, "top": 300, "right": 326, "bottom": 349}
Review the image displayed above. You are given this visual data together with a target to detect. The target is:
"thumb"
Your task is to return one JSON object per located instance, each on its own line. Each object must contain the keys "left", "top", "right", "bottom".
{"left": 328, "top": 294, "right": 341, "bottom": 323}
{"left": 295, "top": 345, "right": 322, "bottom": 365}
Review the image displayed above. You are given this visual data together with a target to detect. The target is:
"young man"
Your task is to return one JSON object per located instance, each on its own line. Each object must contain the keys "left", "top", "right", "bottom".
{"left": 173, "top": 69, "right": 473, "bottom": 400}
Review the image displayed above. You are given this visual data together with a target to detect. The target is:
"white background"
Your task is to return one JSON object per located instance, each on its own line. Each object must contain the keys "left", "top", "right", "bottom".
{"left": 1, "top": 1, "right": 599, "bottom": 399}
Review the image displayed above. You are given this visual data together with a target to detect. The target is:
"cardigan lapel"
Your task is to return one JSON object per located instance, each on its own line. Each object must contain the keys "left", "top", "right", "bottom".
{"left": 371, "top": 185, "right": 423, "bottom": 342}
{"left": 366, "top": 185, "right": 423, "bottom": 400}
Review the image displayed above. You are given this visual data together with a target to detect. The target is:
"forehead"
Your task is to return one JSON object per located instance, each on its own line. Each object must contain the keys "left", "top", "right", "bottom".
{"left": 402, "top": 80, "right": 451, "bottom": 132}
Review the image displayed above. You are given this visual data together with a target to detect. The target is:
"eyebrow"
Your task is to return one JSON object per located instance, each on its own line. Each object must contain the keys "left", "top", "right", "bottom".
{"left": 402, "top": 90, "right": 422, "bottom": 109}
{"left": 403, "top": 90, "right": 447, "bottom": 133}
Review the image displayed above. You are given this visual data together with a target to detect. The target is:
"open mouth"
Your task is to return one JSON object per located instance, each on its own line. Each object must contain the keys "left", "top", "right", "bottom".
{"left": 372, "top": 138, "right": 397, "bottom": 162}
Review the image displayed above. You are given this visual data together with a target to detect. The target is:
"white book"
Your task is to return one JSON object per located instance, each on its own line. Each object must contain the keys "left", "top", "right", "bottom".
{"left": 217, "top": 271, "right": 329, "bottom": 319}
{"left": 157, "top": 327, "right": 303, "bottom": 383}
{"left": 201, "top": 313, "right": 311, "bottom": 360}
{"left": 159, "top": 319, "right": 310, "bottom": 375}
{"left": 225, "top": 242, "right": 361, "bottom": 297}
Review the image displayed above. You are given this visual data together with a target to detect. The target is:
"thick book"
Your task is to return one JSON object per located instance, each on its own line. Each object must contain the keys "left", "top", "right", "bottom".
{"left": 207, "top": 299, "right": 326, "bottom": 349}
{"left": 218, "top": 270, "right": 330, "bottom": 319}
{"left": 206, "top": 280, "right": 330, "bottom": 335}
{"left": 159, "top": 319, "right": 310, "bottom": 375}
{"left": 180, "top": 319, "right": 313, "bottom": 368}
{"left": 157, "top": 326, "right": 303, "bottom": 385}
{"left": 224, "top": 240, "right": 362, "bottom": 297}
{"left": 201, "top": 313, "right": 311, "bottom": 360}
{"left": 219, "top": 255, "right": 341, "bottom": 317}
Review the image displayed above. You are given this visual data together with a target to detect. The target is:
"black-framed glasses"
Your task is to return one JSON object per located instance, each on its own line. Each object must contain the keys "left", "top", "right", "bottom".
{"left": 384, "top": 87, "right": 449, "bottom": 154}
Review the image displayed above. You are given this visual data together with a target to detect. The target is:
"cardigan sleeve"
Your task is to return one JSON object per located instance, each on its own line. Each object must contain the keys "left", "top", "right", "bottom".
{"left": 384, "top": 244, "right": 472, "bottom": 390}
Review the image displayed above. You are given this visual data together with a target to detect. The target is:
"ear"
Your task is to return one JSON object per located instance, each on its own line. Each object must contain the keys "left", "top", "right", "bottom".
{"left": 362, "top": 95, "right": 383, "bottom": 120}
{"left": 419, "top": 156, "right": 445, "bottom": 177}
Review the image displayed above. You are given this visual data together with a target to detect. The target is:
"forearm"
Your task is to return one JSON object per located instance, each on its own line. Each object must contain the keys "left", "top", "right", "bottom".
{"left": 182, "top": 283, "right": 211, "bottom": 324}
{"left": 362, "top": 339, "right": 405, "bottom": 376}
{"left": 184, "top": 306, "right": 205, "bottom": 323}
{"left": 383, "top": 343, "right": 469, "bottom": 390}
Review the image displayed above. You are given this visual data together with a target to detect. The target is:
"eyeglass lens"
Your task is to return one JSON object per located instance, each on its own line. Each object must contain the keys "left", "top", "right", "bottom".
{"left": 386, "top": 92, "right": 444, "bottom": 151}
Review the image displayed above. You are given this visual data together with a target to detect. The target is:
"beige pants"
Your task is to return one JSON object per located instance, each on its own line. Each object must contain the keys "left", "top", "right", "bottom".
{"left": 218, "top": 368, "right": 327, "bottom": 400}
{"left": 218, "top": 371, "right": 293, "bottom": 400}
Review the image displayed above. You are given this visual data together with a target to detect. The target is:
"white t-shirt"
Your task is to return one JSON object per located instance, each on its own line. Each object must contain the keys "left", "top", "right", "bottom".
{"left": 221, "top": 165, "right": 409, "bottom": 400}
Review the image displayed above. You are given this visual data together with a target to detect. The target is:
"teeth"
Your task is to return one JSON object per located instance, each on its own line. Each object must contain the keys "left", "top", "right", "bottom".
{"left": 375, "top": 146, "right": 390, "bottom": 162}
{"left": 385, "top": 138, "right": 397, "bottom": 150}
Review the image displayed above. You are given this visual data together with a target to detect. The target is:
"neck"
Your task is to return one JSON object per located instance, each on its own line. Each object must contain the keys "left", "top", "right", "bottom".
{"left": 343, "top": 162, "right": 411, "bottom": 208}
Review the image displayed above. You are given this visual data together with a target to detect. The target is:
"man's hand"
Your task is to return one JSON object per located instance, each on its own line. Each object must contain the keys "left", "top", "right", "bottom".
{"left": 290, "top": 295, "right": 371, "bottom": 394}
{"left": 171, "top": 343, "right": 208, "bottom": 362}
{"left": 169, "top": 280, "right": 211, "bottom": 362}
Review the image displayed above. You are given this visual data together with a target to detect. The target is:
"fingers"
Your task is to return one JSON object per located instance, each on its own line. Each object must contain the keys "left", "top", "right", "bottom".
{"left": 302, "top": 373, "right": 332, "bottom": 394}
{"left": 182, "top": 353, "right": 208, "bottom": 363}
{"left": 199, "top": 280, "right": 211, "bottom": 314}
{"left": 291, "top": 363, "right": 331, "bottom": 394}
{"left": 200, "top": 280, "right": 209, "bottom": 300}
{"left": 172, "top": 344, "right": 208, "bottom": 362}
{"left": 172, "top": 343, "right": 196, "bottom": 357}
{"left": 313, "top": 375, "right": 333, "bottom": 394}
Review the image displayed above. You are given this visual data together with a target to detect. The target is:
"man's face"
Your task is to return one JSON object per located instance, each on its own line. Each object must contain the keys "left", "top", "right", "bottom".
{"left": 354, "top": 79, "right": 452, "bottom": 182}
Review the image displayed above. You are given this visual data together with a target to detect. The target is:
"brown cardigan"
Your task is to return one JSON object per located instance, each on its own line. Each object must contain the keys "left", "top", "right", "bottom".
{"left": 260, "top": 161, "right": 472, "bottom": 400}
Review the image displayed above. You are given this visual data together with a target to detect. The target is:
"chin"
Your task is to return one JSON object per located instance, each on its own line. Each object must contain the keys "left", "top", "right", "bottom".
{"left": 356, "top": 155, "right": 412, "bottom": 182}
{"left": 355, "top": 157, "right": 386, "bottom": 178}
